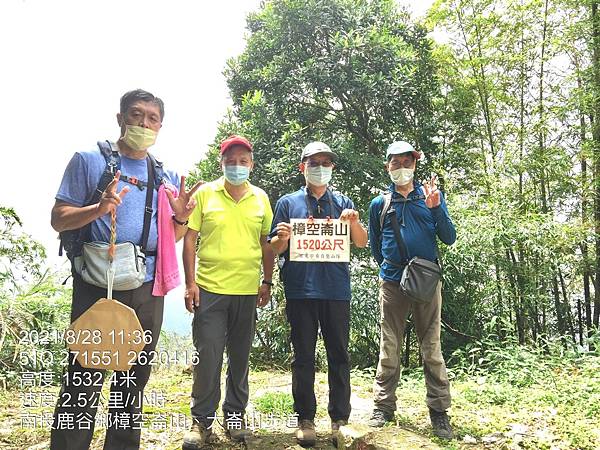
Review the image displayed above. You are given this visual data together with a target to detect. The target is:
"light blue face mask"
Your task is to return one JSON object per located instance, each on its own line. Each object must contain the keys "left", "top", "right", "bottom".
{"left": 223, "top": 165, "right": 250, "bottom": 185}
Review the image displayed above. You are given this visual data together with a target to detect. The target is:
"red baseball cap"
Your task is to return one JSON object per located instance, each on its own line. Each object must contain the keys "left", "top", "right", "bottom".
{"left": 220, "top": 135, "right": 253, "bottom": 155}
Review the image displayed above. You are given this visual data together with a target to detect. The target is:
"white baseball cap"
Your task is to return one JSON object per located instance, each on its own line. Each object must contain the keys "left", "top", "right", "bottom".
{"left": 385, "top": 141, "right": 422, "bottom": 160}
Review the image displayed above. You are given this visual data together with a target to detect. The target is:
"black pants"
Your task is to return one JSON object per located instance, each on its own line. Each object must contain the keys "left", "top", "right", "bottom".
{"left": 50, "top": 275, "right": 164, "bottom": 450}
{"left": 286, "top": 299, "right": 351, "bottom": 422}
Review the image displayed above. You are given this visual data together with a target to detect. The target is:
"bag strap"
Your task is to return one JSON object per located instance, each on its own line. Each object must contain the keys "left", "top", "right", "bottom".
{"left": 379, "top": 192, "right": 392, "bottom": 230}
{"left": 388, "top": 209, "right": 442, "bottom": 271}
{"left": 107, "top": 209, "right": 117, "bottom": 300}
{"left": 304, "top": 187, "right": 338, "bottom": 218}
{"left": 379, "top": 191, "right": 426, "bottom": 229}
{"left": 388, "top": 209, "right": 410, "bottom": 265}
{"left": 101, "top": 143, "right": 157, "bottom": 256}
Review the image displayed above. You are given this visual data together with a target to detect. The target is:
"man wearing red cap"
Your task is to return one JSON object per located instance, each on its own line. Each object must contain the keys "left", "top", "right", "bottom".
{"left": 182, "top": 135, "right": 274, "bottom": 448}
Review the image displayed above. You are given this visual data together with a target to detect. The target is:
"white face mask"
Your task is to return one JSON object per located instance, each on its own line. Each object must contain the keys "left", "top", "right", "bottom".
{"left": 304, "top": 166, "right": 332, "bottom": 187}
{"left": 389, "top": 167, "right": 414, "bottom": 186}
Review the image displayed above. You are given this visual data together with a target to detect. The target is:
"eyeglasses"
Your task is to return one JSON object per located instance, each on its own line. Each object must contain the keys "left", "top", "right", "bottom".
{"left": 388, "top": 159, "right": 414, "bottom": 169}
{"left": 305, "top": 160, "right": 334, "bottom": 168}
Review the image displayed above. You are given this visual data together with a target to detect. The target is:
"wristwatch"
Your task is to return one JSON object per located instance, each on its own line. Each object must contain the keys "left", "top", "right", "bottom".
{"left": 172, "top": 215, "right": 189, "bottom": 226}
{"left": 262, "top": 279, "right": 274, "bottom": 287}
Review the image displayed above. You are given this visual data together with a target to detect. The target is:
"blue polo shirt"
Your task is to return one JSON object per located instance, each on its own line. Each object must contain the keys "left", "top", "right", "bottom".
{"left": 55, "top": 144, "right": 180, "bottom": 282}
{"left": 269, "top": 186, "right": 354, "bottom": 301}
{"left": 368, "top": 183, "right": 456, "bottom": 283}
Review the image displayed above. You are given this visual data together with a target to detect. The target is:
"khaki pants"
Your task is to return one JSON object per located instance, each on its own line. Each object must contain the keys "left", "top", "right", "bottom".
{"left": 373, "top": 279, "right": 451, "bottom": 413}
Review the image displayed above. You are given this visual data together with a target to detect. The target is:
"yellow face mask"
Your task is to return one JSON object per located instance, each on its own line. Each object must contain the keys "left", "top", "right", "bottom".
{"left": 121, "top": 125, "right": 157, "bottom": 151}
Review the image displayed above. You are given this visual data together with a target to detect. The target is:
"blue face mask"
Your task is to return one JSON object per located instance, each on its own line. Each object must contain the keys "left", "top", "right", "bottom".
{"left": 223, "top": 165, "right": 250, "bottom": 185}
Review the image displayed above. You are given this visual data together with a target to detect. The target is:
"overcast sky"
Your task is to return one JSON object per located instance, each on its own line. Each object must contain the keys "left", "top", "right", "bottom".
{"left": 1, "top": 0, "right": 433, "bottom": 330}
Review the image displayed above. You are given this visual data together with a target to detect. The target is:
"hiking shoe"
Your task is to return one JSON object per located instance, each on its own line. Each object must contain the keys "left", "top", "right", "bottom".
{"left": 296, "top": 419, "right": 316, "bottom": 447}
{"left": 368, "top": 409, "right": 394, "bottom": 427}
{"left": 223, "top": 411, "right": 252, "bottom": 442}
{"left": 331, "top": 419, "right": 347, "bottom": 447}
{"left": 182, "top": 420, "right": 215, "bottom": 449}
{"left": 429, "top": 408, "right": 453, "bottom": 440}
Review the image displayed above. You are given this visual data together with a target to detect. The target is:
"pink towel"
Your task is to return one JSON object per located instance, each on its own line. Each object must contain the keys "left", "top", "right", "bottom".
{"left": 152, "top": 184, "right": 181, "bottom": 296}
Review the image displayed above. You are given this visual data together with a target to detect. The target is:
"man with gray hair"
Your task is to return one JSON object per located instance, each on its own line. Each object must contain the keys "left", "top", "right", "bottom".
{"left": 367, "top": 140, "right": 456, "bottom": 440}
{"left": 50, "top": 89, "right": 200, "bottom": 450}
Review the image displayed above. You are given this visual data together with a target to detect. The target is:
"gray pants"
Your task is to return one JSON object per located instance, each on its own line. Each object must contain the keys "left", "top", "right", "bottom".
{"left": 190, "top": 288, "right": 257, "bottom": 422}
{"left": 373, "top": 279, "right": 451, "bottom": 413}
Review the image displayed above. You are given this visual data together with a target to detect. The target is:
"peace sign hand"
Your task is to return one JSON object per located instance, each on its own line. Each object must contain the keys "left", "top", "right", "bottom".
{"left": 96, "top": 170, "right": 130, "bottom": 217}
{"left": 166, "top": 176, "right": 204, "bottom": 222}
{"left": 423, "top": 174, "right": 441, "bottom": 209}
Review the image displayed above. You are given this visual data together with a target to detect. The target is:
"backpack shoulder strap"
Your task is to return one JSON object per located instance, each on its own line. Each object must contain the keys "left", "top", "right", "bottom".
{"left": 90, "top": 140, "right": 121, "bottom": 205}
{"left": 147, "top": 151, "right": 166, "bottom": 188}
{"left": 140, "top": 157, "right": 155, "bottom": 255}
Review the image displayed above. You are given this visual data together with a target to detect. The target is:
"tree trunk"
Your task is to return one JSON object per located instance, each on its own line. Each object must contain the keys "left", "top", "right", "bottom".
{"left": 577, "top": 297, "right": 584, "bottom": 346}
{"left": 507, "top": 249, "right": 525, "bottom": 343}
{"left": 553, "top": 275, "right": 566, "bottom": 338}
{"left": 494, "top": 259, "right": 504, "bottom": 339}
{"left": 590, "top": 1, "right": 600, "bottom": 328}
{"left": 509, "top": 248, "right": 526, "bottom": 343}
{"left": 576, "top": 57, "right": 593, "bottom": 340}
{"left": 558, "top": 269, "right": 576, "bottom": 343}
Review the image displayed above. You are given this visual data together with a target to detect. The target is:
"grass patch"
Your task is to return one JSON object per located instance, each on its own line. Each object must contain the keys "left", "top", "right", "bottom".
{"left": 253, "top": 392, "right": 294, "bottom": 416}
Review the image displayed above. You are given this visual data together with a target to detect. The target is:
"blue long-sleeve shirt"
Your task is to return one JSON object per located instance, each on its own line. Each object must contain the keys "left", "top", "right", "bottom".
{"left": 268, "top": 187, "right": 355, "bottom": 301}
{"left": 368, "top": 182, "right": 456, "bottom": 282}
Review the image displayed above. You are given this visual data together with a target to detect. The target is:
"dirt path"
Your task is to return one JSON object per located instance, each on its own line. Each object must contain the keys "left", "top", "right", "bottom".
{"left": 0, "top": 369, "right": 443, "bottom": 450}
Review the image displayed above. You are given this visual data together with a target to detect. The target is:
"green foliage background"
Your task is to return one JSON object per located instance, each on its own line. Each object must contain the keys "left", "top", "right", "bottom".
{"left": 183, "top": 0, "right": 600, "bottom": 369}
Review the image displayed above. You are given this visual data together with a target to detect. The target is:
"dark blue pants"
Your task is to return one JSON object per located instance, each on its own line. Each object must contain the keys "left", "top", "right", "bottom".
{"left": 285, "top": 299, "right": 351, "bottom": 422}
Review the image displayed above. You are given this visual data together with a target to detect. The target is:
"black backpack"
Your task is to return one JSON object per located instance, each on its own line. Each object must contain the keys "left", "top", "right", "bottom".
{"left": 58, "top": 140, "right": 166, "bottom": 261}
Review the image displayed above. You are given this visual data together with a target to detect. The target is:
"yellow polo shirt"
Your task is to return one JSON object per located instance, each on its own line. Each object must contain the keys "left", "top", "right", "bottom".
{"left": 188, "top": 177, "right": 273, "bottom": 295}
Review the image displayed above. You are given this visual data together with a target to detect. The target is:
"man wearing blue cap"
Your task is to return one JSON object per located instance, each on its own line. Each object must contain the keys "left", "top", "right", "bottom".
{"left": 367, "top": 141, "right": 456, "bottom": 440}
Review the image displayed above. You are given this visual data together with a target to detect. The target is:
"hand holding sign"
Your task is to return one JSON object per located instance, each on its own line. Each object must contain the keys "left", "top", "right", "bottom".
{"left": 276, "top": 222, "right": 293, "bottom": 242}
{"left": 339, "top": 208, "right": 359, "bottom": 223}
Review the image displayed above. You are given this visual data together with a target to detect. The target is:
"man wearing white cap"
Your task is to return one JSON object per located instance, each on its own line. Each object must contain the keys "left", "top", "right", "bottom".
{"left": 367, "top": 141, "right": 456, "bottom": 440}
{"left": 269, "top": 141, "right": 367, "bottom": 447}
